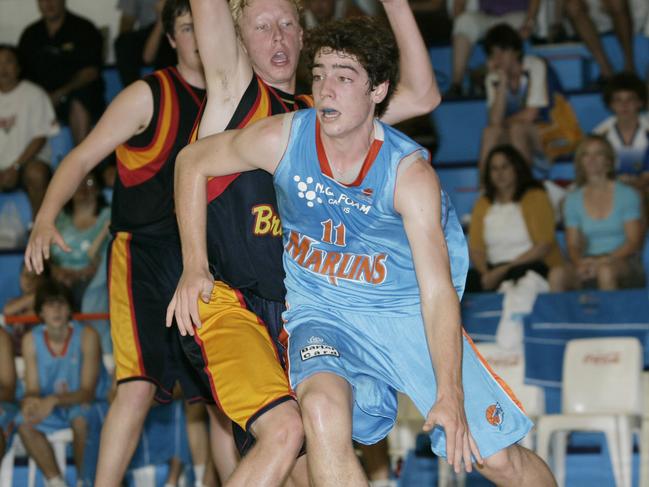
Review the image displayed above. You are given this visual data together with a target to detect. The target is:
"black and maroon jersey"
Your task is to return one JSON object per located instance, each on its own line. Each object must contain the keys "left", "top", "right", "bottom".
{"left": 111, "top": 66, "right": 205, "bottom": 237}
{"left": 203, "top": 74, "right": 313, "bottom": 302}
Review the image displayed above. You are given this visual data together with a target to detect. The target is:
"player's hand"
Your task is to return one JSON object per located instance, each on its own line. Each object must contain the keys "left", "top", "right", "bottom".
{"left": 166, "top": 267, "right": 214, "bottom": 337}
{"left": 25, "top": 221, "right": 70, "bottom": 274}
{"left": 423, "top": 392, "right": 483, "bottom": 474}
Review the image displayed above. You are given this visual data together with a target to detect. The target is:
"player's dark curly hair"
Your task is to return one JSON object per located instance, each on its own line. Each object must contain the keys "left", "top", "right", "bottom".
{"left": 162, "top": 0, "right": 191, "bottom": 38}
{"left": 304, "top": 17, "right": 399, "bottom": 117}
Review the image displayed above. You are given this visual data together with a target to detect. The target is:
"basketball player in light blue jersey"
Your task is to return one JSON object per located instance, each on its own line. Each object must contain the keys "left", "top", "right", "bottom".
{"left": 17, "top": 280, "right": 107, "bottom": 487}
{"left": 171, "top": 17, "right": 557, "bottom": 487}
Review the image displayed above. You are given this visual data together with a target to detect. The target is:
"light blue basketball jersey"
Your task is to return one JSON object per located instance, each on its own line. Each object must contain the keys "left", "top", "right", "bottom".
{"left": 31, "top": 322, "right": 110, "bottom": 400}
{"left": 276, "top": 110, "right": 531, "bottom": 459}
{"left": 274, "top": 109, "right": 469, "bottom": 316}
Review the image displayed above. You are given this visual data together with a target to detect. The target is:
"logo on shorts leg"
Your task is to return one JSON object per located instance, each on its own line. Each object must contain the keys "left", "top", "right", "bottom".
{"left": 300, "top": 336, "right": 339, "bottom": 361}
{"left": 485, "top": 403, "right": 504, "bottom": 429}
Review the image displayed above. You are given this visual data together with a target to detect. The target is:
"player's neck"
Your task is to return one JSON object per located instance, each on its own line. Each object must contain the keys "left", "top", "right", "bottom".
{"left": 321, "top": 119, "right": 375, "bottom": 182}
{"left": 264, "top": 76, "right": 296, "bottom": 96}
{"left": 176, "top": 63, "right": 206, "bottom": 90}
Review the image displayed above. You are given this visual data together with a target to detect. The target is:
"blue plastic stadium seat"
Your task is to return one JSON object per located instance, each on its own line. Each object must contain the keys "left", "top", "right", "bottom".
{"left": 49, "top": 126, "right": 74, "bottom": 169}
{"left": 0, "top": 252, "right": 24, "bottom": 311}
{"left": 436, "top": 166, "right": 480, "bottom": 223}
{"left": 0, "top": 191, "right": 32, "bottom": 229}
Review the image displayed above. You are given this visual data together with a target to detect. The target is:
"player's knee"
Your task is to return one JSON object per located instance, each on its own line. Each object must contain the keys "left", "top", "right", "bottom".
{"left": 481, "top": 445, "right": 523, "bottom": 483}
{"left": 254, "top": 404, "right": 304, "bottom": 454}
{"left": 299, "top": 388, "right": 347, "bottom": 436}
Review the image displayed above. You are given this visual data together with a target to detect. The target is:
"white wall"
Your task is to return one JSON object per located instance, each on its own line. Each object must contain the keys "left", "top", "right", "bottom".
{"left": 0, "top": 0, "right": 121, "bottom": 62}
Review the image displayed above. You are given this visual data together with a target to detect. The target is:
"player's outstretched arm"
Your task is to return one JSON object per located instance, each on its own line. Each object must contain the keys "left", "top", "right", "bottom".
{"left": 379, "top": 0, "right": 441, "bottom": 125}
{"left": 25, "top": 81, "right": 154, "bottom": 274}
{"left": 190, "top": 0, "right": 253, "bottom": 138}
{"left": 167, "top": 114, "right": 292, "bottom": 335}
{"left": 395, "top": 157, "right": 483, "bottom": 474}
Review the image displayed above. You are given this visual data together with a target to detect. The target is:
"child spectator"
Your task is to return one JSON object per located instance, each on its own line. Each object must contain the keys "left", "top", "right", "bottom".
{"left": 18, "top": 0, "right": 105, "bottom": 146}
{"left": 16, "top": 280, "right": 105, "bottom": 487}
{"left": 468, "top": 144, "right": 563, "bottom": 292}
{"left": 549, "top": 135, "right": 646, "bottom": 291}
{"left": 593, "top": 73, "right": 649, "bottom": 199}
{"left": 0, "top": 44, "right": 58, "bottom": 215}
{"left": 0, "top": 326, "right": 17, "bottom": 459}
{"left": 479, "top": 23, "right": 582, "bottom": 172}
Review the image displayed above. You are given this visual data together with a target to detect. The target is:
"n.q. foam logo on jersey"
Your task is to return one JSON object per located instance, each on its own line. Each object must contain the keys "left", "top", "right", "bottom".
{"left": 293, "top": 175, "right": 323, "bottom": 208}
{"left": 292, "top": 174, "right": 373, "bottom": 214}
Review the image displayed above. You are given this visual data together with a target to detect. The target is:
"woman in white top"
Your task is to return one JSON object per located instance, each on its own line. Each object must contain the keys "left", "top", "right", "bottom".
{"left": 467, "top": 144, "right": 563, "bottom": 292}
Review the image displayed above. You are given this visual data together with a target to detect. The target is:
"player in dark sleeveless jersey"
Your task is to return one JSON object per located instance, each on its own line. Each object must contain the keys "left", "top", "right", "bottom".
{"left": 25, "top": 1, "right": 238, "bottom": 485}
{"left": 166, "top": 0, "right": 441, "bottom": 484}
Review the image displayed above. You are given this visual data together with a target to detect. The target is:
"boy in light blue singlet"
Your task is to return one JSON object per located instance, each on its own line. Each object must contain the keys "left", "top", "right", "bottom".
{"left": 16, "top": 280, "right": 106, "bottom": 487}
{"left": 172, "top": 16, "right": 557, "bottom": 487}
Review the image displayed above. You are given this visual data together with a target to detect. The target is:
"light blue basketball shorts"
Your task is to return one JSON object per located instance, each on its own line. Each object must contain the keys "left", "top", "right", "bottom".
{"left": 285, "top": 305, "right": 533, "bottom": 460}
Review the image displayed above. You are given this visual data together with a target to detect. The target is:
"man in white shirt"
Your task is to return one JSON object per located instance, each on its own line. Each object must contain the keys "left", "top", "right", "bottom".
{"left": 0, "top": 44, "right": 59, "bottom": 215}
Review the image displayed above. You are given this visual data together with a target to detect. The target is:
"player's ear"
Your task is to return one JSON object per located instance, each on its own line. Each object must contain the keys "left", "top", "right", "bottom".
{"left": 370, "top": 81, "right": 389, "bottom": 105}
{"left": 166, "top": 33, "right": 177, "bottom": 50}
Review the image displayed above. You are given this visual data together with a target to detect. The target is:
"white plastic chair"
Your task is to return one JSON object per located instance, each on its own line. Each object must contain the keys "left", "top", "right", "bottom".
{"left": 437, "top": 343, "right": 546, "bottom": 487}
{"left": 535, "top": 337, "right": 643, "bottom": 487}
{"left": 0, "top": 439, "right": 16, "bottom": 486}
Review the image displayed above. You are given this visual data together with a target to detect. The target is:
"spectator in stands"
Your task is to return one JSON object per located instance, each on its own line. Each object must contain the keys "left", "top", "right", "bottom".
{"left": 563, "top": 0, "right": 643, "bottom": 81}
{"left": 549, "top": 135, "right": 646, "bottom": 291}
{"left": 3, "top": 264, "right": 47, "bottom": 354}
{"left": 114, "top": 0, "right": 176, "bottom": 87}
{"left": 0, "top": 44, "right": 57, "bottom": 215}
{"left": 479, "top": 23, "right": 582, "bottom": 173}
{"left": 0, "top": 326, "right": 17, "bottom": 459}
{"left": 16, "top": 280, "right": 102, "bottom": 487}
{"left": 446, "top": 0, "right": 541, "bottom": 98}
{"left": 593, "top": 73, "right": 649, "bottom": 198}
{"left": 467, "top": 144, "right": 563, "bottom": 292}
{"left": 50, "top": 171, "right": 110, "bottom": 311}
{"left": 18, "top": 0, "right": 105, "bottom": 146}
